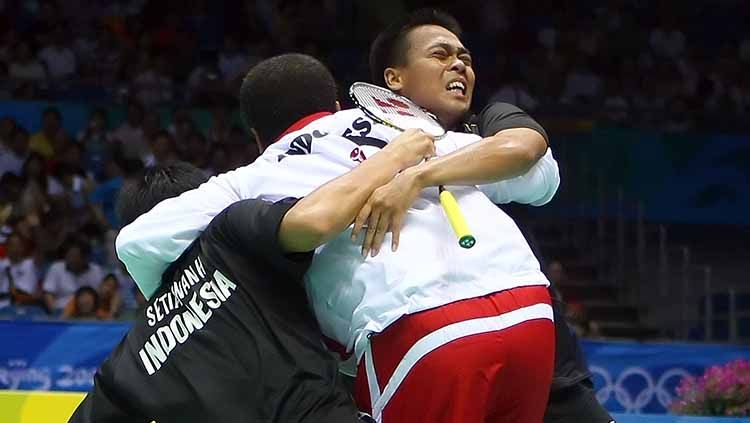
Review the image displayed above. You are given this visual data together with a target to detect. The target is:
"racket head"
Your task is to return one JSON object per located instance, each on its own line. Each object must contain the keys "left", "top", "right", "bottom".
{"left": 349, "top": 82, "right": 446, "bottom": 138}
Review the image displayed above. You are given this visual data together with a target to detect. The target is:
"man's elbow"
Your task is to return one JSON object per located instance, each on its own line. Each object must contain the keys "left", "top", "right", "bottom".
{"left": 521, "top": 131, "right": 547, "bottom": 165}
{"left": 280, "top": 209, "right": 339, "bottom": 253}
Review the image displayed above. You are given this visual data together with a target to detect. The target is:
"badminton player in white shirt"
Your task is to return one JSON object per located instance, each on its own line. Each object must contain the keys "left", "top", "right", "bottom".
{"left": 117, "top": 20, "right": 558, "bottom": 423}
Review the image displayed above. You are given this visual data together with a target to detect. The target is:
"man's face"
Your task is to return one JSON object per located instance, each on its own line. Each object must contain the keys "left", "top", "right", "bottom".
{"left": 386, "top": 25, "right": 475, "bottom": 129}
{"left": 6, "top": 236, "right": 24, "bottom": 261}
{"left": 76, "top": 291, "right": 96, "bottom": 315}
{"left": 65, "top": 247, "right": 86, "bottom": 273}
{"left": 43, "top": 113, "right": 60, "bottom": 134}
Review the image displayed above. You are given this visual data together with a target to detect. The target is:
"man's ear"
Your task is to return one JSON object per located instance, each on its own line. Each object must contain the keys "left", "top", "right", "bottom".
{"left": 384, "top": 68, "right": 403, "bottom": 91}
{"left": 335, "top": 100, "right": 342, "bottom": 112}
{"left": 250, "top": 128, "right": 264, "bottom": 152}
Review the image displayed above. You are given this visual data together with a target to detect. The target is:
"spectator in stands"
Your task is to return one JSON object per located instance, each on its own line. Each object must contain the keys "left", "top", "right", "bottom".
{"left": 0, "top": 174, "right": 24, "bottom": 221}
{"left": 0, "top": 232, "right": 39, "bottom": 309}
{"left": 0, "top": 125, "right": 30, "bottom": 177}
{"left": 95, "top": 273, "right": 121, "bottom": 319}
{"left": 9, "top": 40, "right": 46, "bottom": 82}
{"left": 561, "top": 55, "right": 603, "bottom": 105}
{"left": 109, "top": 101, "right": 148, "bottom": 162}
{"left": 489, "top": 70, "right": 539, "bottom": 112}
{"left": 56, "top": 163, "right": 89, "bottom": 223}
{"left": 184, "top": 131, "right": 209, "bottom": 171}
{"left": 217, "top": 34, "right": 251, "bottom": 86}
{"left": 649, "top": 16, "right": 686, "bottom": 60}
{"left": 185, "top": 54, "right": 224, "bottom": 106}
{"left": 88, "top": 157, "right": 128, "bottom": 229}
{"left": 37, "top": 26, "right": 77, "bottom": 80}
{"left": 29, "top": 106, "right": 63, "bottom": 159}
{"left": 143, "top": 130, "right": 178, "bottom": 166}
{"left": 42, "top": 239, "right": 104, "bottom": 313}
{"left": 61, "top": 286, "right": 99, "bottom": 319}
{"left": 131, "top": 54, "right": 174, "bottom": 107}
{"left": 0, "top": 62, "right": 10, "bottom": 99}
{"left": 91, "top": 26, "right": 123, "bottom": 84}
{"left": 602, "top": 77, "right": 631, "bottom": 124}
{"left": 0, "top": 29, "right": 18, "bottom": 64}
{"left": 77, "top": 108, "right": 111, "bottom": 180}
{"left": 546, "top": 260, "right": 591, "bottom": 337}
{"left": 0, "top": 117, "right": 15, "bottom": 147}
{"left": 29, "top": 0, "right": 61, "bottom": 44}
{"left": 207, "top": 144, "right": 230, "bottom": 176}
{"left": 207, "top": 105, "right": 231, "bottom": 145}
{"left": 19, "top": 152, "right": 60, "bottom": 216}
{"left": 167, "top": 107, "right": 196, "bottom": 146}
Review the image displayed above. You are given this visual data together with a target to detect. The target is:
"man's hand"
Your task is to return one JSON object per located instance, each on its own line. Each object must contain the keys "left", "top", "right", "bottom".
{"left": 381, "top": 128, "right": 435, "bottom": 169}
{"left": 351, "top": 166, "right": 424, "bottom": 258}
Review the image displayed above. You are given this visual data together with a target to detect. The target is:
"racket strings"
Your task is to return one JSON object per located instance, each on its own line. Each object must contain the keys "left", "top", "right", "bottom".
{"left": 350, "top": 83, "right": 445, "bottom": 137}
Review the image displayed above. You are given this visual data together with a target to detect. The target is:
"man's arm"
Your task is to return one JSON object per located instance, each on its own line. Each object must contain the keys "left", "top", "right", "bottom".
{"left": 279, "top": 129, "right": 434, "bottom": 252}
{"left": 213, "top": 129, "right": 434, "bottom": 256}
{"left": 354, "top": 103, "right": 558, "bottom": 256}
{"left": 117, "top": 129, "right": 433, "bottom": 297}
{"left": 416, "top": 102, "right": 549, "bottom": 187}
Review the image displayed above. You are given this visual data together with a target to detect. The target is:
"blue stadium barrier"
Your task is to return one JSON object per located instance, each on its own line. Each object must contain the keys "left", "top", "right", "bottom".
{"left": 2, "top": 320, "right": 750, "bottom": 416}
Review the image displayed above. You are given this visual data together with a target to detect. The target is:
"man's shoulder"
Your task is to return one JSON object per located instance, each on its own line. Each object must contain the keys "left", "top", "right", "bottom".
{"left": 19, "top": 258, "right": 35, "bottom": 269}
{"left": 48, "top": 260, "right": 65, "bottom": 270}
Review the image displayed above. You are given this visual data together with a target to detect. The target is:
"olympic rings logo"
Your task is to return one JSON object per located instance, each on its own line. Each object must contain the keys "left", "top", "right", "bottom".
{"left": 589, "top": 366, "right": 692, "bottom": 412}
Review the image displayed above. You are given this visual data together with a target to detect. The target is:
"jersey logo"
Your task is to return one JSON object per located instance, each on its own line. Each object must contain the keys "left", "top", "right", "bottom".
{"left": 277, "top": 130, "right": 328, "bottom": 161}
{"left": 350, "top": 147, "right": 367, "bottom": 163}
{"left": 373, "top": 97, "right": 415, "bottom": 117}
{"left": 342, "top": 117, "right": 387, "bottom": 150}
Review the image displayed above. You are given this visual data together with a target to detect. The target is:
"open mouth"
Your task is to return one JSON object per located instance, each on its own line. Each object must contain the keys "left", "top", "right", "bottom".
{"left": 446, "top": 80, "right": 467, "bottom": 96}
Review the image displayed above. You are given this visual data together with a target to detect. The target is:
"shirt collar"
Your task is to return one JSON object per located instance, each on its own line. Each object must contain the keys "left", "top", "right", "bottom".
{"left": 275, "top": 112, "right": 332, "bottom": 142}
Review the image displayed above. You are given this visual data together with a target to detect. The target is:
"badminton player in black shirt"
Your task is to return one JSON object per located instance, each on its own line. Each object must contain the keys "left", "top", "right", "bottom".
{"left": 69, "top": 126, "right": 435, "bottom": 422}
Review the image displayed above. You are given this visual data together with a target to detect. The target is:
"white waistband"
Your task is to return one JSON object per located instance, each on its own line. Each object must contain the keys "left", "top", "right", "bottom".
{"left": 366, "top": 302, "right": 554, "bottom": 420}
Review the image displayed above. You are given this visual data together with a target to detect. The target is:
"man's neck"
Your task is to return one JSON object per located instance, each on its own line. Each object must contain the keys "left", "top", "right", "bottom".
{"left": 275, "top": 111, "right": 333, "bottom": 142}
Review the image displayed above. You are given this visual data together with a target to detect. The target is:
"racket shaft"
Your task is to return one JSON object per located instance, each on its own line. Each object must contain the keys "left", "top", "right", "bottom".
{"left": 439, "top": 190, "right": 473, "bottom": 243}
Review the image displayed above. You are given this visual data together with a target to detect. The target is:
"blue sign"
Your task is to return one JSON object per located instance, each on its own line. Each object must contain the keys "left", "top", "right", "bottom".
{"left": 2, "top": 320, "right": 750, "bottom": 417}
{"left": 584, "top": 340, "right": 750, "bottom": 414}
{"left": 0, "top": 321, "right": 129, "bottom": 392}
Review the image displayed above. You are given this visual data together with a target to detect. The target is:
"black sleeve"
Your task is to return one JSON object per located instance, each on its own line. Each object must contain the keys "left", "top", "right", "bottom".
{"left": 207, "top": 197, "right": 313, "bottom": 276}
{"left": 476, "top": 102, "right": 550, "bottom": 146}
{"left": 68, "top": 371, "right": 149, "bottom": 423}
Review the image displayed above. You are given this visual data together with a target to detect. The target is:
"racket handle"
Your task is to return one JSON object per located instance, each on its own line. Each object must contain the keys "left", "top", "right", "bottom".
{"left": 438, "top": 186, "right": 476, "bottom": 249}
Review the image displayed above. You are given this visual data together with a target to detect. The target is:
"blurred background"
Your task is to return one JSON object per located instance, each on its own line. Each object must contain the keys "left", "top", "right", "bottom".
{"left": 0, "top": 0, "right": 748, "bottom": 421}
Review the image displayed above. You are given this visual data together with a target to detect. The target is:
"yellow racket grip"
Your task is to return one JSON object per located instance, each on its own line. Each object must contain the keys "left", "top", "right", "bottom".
{"left": 439, "top": 188, "right": 476, "bottom": 249}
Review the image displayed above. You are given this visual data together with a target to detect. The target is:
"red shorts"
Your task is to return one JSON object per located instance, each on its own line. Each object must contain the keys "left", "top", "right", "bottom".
{"left": 354, "top": 285, "right": 555, "bottom": 423}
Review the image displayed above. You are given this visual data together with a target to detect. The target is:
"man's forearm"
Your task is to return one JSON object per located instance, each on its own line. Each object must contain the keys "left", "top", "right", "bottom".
{"left": 279, "top": 150, "right": 407, "bottom": 252}
{"left": 415, "top": 128, "right": 547, "bottom": 188}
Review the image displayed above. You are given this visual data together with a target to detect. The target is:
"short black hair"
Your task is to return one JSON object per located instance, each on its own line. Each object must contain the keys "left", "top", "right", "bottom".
{"left": 239, "top": 53, "right": 338, "bottom": 146}
{"left": 369, "top": 9, "right": 462, "bottom": 86}
{"left": 63, "top": 237, "right": 92, "bottom": 258}
{"left": 117, "top": 161, "right": 208, "bottom": 227}
{"left": 74, "top": 286, "right": 99, "bottom": 310}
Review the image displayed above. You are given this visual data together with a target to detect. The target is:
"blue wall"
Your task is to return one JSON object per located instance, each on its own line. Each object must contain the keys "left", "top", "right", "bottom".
{"left": 2, "top": 320, "right": 750, "bottom": 416}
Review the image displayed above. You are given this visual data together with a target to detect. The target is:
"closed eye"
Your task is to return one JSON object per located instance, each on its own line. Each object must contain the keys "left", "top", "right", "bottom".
{"left": 431, "top": 50, "right": 449, "bottom": 60}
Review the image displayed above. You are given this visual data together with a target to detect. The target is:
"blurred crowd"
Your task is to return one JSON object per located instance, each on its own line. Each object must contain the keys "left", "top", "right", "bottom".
{"left": 0, "top": 0, "right": 748, "bottom": 321}
{"left": 0, "top": 0, "right": 747, "bottom": 129}
{"left": 0, "top": 102, "right": 259, "bottom": 320}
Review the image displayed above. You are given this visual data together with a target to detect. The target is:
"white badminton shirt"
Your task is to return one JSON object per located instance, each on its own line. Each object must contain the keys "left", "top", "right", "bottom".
{"left": 116, "top": 108, "right": 560, "bottom": 362}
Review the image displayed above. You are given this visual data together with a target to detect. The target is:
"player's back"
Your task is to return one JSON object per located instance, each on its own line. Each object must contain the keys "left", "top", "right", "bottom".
{"left": 70, "top": 200, "right": 358, "bottom": 423}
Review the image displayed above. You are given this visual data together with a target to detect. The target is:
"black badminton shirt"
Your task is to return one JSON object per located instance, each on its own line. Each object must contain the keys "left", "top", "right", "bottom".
{"left": 69, "top": 198, "right": 359, "bottom": 423}
{"left": 464, "top": 102, "right": 591, "bottom": 391}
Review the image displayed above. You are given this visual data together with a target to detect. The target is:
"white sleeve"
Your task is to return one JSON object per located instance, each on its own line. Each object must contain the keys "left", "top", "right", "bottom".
{"left": 477, "top": 148, "right": 560, "bottom": 206}
{"left": 42, "top": 264, "right": 59, "bottom": 294}
{"left": 116, "top": 136, "right": 354, "bottom": 299}
{"left": 16, "top": 260, "right": 39, "bottom": 294}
